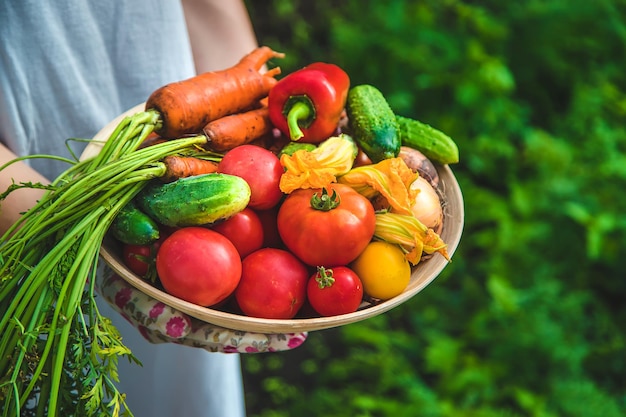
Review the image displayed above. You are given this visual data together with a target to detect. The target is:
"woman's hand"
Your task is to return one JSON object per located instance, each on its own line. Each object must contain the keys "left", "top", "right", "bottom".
{"left": 0, "top": 143, "right": 49, "bottom": 235}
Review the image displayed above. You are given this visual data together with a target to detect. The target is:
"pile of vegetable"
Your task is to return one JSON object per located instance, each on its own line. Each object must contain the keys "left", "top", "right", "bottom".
{"left": 115, "top": 53, "right": 458, "bottom": 320}
{"left": 0, "top": 46, "right": 459, "bottom": 416}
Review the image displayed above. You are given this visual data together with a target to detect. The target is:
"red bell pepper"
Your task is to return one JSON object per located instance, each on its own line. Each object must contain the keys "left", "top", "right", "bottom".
{"left": 268, "top": 62, "right": 350, "bottom": 144}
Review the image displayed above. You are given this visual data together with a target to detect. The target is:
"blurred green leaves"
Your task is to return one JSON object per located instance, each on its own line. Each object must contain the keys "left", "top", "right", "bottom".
{"left": 243, "top": 0, "right": 626, "bottom": 416}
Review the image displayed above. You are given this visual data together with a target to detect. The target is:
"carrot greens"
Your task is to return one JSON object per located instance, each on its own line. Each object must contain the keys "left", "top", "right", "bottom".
{"left": 0, "top": 111, "right": 209, "bottom": 416}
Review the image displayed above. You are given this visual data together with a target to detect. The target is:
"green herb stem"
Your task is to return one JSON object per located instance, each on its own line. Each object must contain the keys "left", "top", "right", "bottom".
{"left": 0, "top": 108, "right": 209, "bottom": 415}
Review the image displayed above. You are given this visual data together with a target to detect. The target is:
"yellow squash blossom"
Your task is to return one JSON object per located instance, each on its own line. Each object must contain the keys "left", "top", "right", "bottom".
{"left": 279, "top": 134, "right": 358, "bottom": 194}
{"left": 338, "top": 157, "right": 418, "bottom": 215}
{"left": 374, "top": 211, "right": 449, "bottom": 265}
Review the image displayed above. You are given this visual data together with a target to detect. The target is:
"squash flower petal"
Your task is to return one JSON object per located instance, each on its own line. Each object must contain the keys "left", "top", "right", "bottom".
{"left": 339, "top": 157, "right": 419, "bottom": 215}
{"left": 279, "top": 134, "right": 357, "bottom": 194}
{"left": 374, "top": 211, "right": 449, "bottom": 265}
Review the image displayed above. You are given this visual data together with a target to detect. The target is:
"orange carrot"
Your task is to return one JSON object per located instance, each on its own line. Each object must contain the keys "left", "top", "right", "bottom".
{"left": 204, "top": 107, "right": 274, "bottom": 152}
{"left": 146, "top": 46, "right": 285, "bottom": 139}
{"left": 160, "top": 155, "right": 220, "bottom": 183}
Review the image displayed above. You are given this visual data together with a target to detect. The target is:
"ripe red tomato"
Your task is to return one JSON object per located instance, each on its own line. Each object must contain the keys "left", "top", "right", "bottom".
{"left": 122, "top": 235, "right": 166, "bottom": 278}
{"left": 307, "top": 266, "right": 363, "bottom": 317}
{"left": 353, "top": 147, "right": 373, "bottom": 167}
{"left": 211, "top": 208, "right": 264, "bottom": 258}
{"left": 218, "top": 144, "right": 284, "bottom": 210}
{"left": 277, "top": 183, "right": 376, "bottom": 266}
{"left": 122, "top": 243, "right": 153, "bottom": 277}
{"left": 253, "top": 206, "right": 283, "bottom": 248}
{"left": 235, "top": 248, "right": 309, "bottom": 319}
{"left": 156, "top": 227, "right": 241, "bottom": 307}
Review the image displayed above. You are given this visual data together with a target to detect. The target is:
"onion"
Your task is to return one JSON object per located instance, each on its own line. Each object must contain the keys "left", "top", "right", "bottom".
{"left": 410, "top": 176, "right": 443, "bottom": 232}
{"left": 398, "top": 146, "right": 439, "bottom": 187}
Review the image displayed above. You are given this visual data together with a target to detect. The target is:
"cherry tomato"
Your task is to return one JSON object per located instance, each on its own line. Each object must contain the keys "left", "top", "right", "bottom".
{"left": 218, "top": 144, "right": 284, "bottom": 210}
{"left": 122, "top": 243, "right": 154, "bottom": 277}
{"left": 156, "top": 227, "right": 241, "bottom": 307}
{"left": 211, "top": 208, "right": 264, "bottom": 258}
{"left": 122, "top": 234, "right": 167, "bottom": 278}
{"left": 307, "top": 266, "right": 363, "bottom": 317}
{"left": 277, "top": 183, "right": 376, "bottom": 266}
{"left": 350, "top": 241, "right": 411, "bottom": 300}
{"left": 253, "top": 206, "right": 283, "bottom": 248}
{"left": 235, "top": 248, "right": 309, "bottom": 319}
{"left": 353, "top": 147, "right": 373, "bottom": 167}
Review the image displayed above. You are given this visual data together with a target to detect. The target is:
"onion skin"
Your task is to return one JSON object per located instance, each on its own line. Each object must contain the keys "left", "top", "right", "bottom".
{"left": 399, "top": 146, "right": 439, "bottom": 187}
{"left": 410, "top": 176, "right": 443, "bottom": 233}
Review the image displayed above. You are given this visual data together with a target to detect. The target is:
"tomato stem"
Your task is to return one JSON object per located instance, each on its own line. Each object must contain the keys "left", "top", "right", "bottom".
{"left": 315, "top": 266, "right": 335, "bottom": 289}
{"left": 310, "top": 187, "right": 340, "bottom": 211}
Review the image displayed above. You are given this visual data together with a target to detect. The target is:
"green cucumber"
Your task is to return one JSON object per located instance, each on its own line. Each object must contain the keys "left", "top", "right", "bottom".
{"left": 137, "top": 173, "right": 251, "bottom": 227}
{"left": 346, "top": 84, "right": 401, "bottom": 163}
{"left": 396, "top": 115, "right": 459, "bottom": 165}
{"left": 110, "top": 200, "right": 160, "bottom": 245}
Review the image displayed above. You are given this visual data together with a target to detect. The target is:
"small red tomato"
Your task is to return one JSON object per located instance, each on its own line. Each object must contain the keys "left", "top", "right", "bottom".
{"left": 156, "top": 227, "right": 241, "bottom": 307}
{"left": 218, "top": 144, "right": 284, "bottom": 210}
{"left": 122, "top": 236, "right": 165, "bottom": 278}
{"left": 122, "top": 243, "right": 153, "bottom": 277}
{"left": 307, "top": 266, "right": 363, "bottom": 317}
{"left": 235, "top": 248, "right": 309, "bottom": 319}
{"left": 253, "top": 206, "right": 283, "bottom": 248}
{"left": 211, "top": 208, "right": 264, "bottom": 258}
{"left": 353, "top": 147, "right": 373, "bottom": 167}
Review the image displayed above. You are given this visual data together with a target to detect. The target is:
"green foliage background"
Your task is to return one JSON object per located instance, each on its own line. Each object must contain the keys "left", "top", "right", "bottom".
{"left": 242, "top": 1, "right": 626, "bottom": 416}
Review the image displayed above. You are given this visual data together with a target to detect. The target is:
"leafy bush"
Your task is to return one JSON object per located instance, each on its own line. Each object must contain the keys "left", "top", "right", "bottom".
{"left": 242, "top": 1, "right": 626, "bottom": 416}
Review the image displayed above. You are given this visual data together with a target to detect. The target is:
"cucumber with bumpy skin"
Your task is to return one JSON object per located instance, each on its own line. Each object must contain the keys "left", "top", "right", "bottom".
{"left": 396, "top": 115, "right": 459, "bottom": 165}
{"left": 346, "top": 84, "right": 401, "bottom": 163}
{"left": 137, "top": 173, "right": 251, "bottom": 227}
{"left": 109, "top": 200, "right": 160, "bottom": 245}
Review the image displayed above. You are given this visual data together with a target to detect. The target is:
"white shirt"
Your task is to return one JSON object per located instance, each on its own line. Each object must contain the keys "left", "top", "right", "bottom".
{"left": 0, "top": 1, "right": 246, "bottom": 416}
{"left": 1, "top": 0, "right": 193, "bottom": 178}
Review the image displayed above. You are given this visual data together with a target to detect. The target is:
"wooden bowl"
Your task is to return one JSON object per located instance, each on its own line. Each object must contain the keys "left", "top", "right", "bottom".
{"left": 84, "top": 103, "right": 464, "bottom": 334}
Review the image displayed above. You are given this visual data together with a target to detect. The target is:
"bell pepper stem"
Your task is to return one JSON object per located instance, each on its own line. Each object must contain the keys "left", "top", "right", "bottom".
{"left": 286, "top": 100, "right": 313, "bottom": 141}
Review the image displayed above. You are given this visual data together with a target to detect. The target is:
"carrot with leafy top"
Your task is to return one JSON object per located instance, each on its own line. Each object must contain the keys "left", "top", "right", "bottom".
{"left": 146, "top": 46, "right": 284, "bottom": 138}
{"left": 138, "top": 132, "right": 166, "bottom": 149}
{"left": 204, "top": 106, "right": 273, "bottom": 152}
{"left": 160, "top": 155, "right": 220, "bottom": 182}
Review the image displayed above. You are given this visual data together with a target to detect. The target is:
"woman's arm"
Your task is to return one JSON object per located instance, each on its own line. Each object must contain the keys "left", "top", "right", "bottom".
{"left": 1, "top": 1, "right": 258, "bottom": 235}
{"left": 0, "top": 143, "right": 49, "bottom": 235}
{"left": 181, "top": 0, "right": 260, "bottom": 73}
